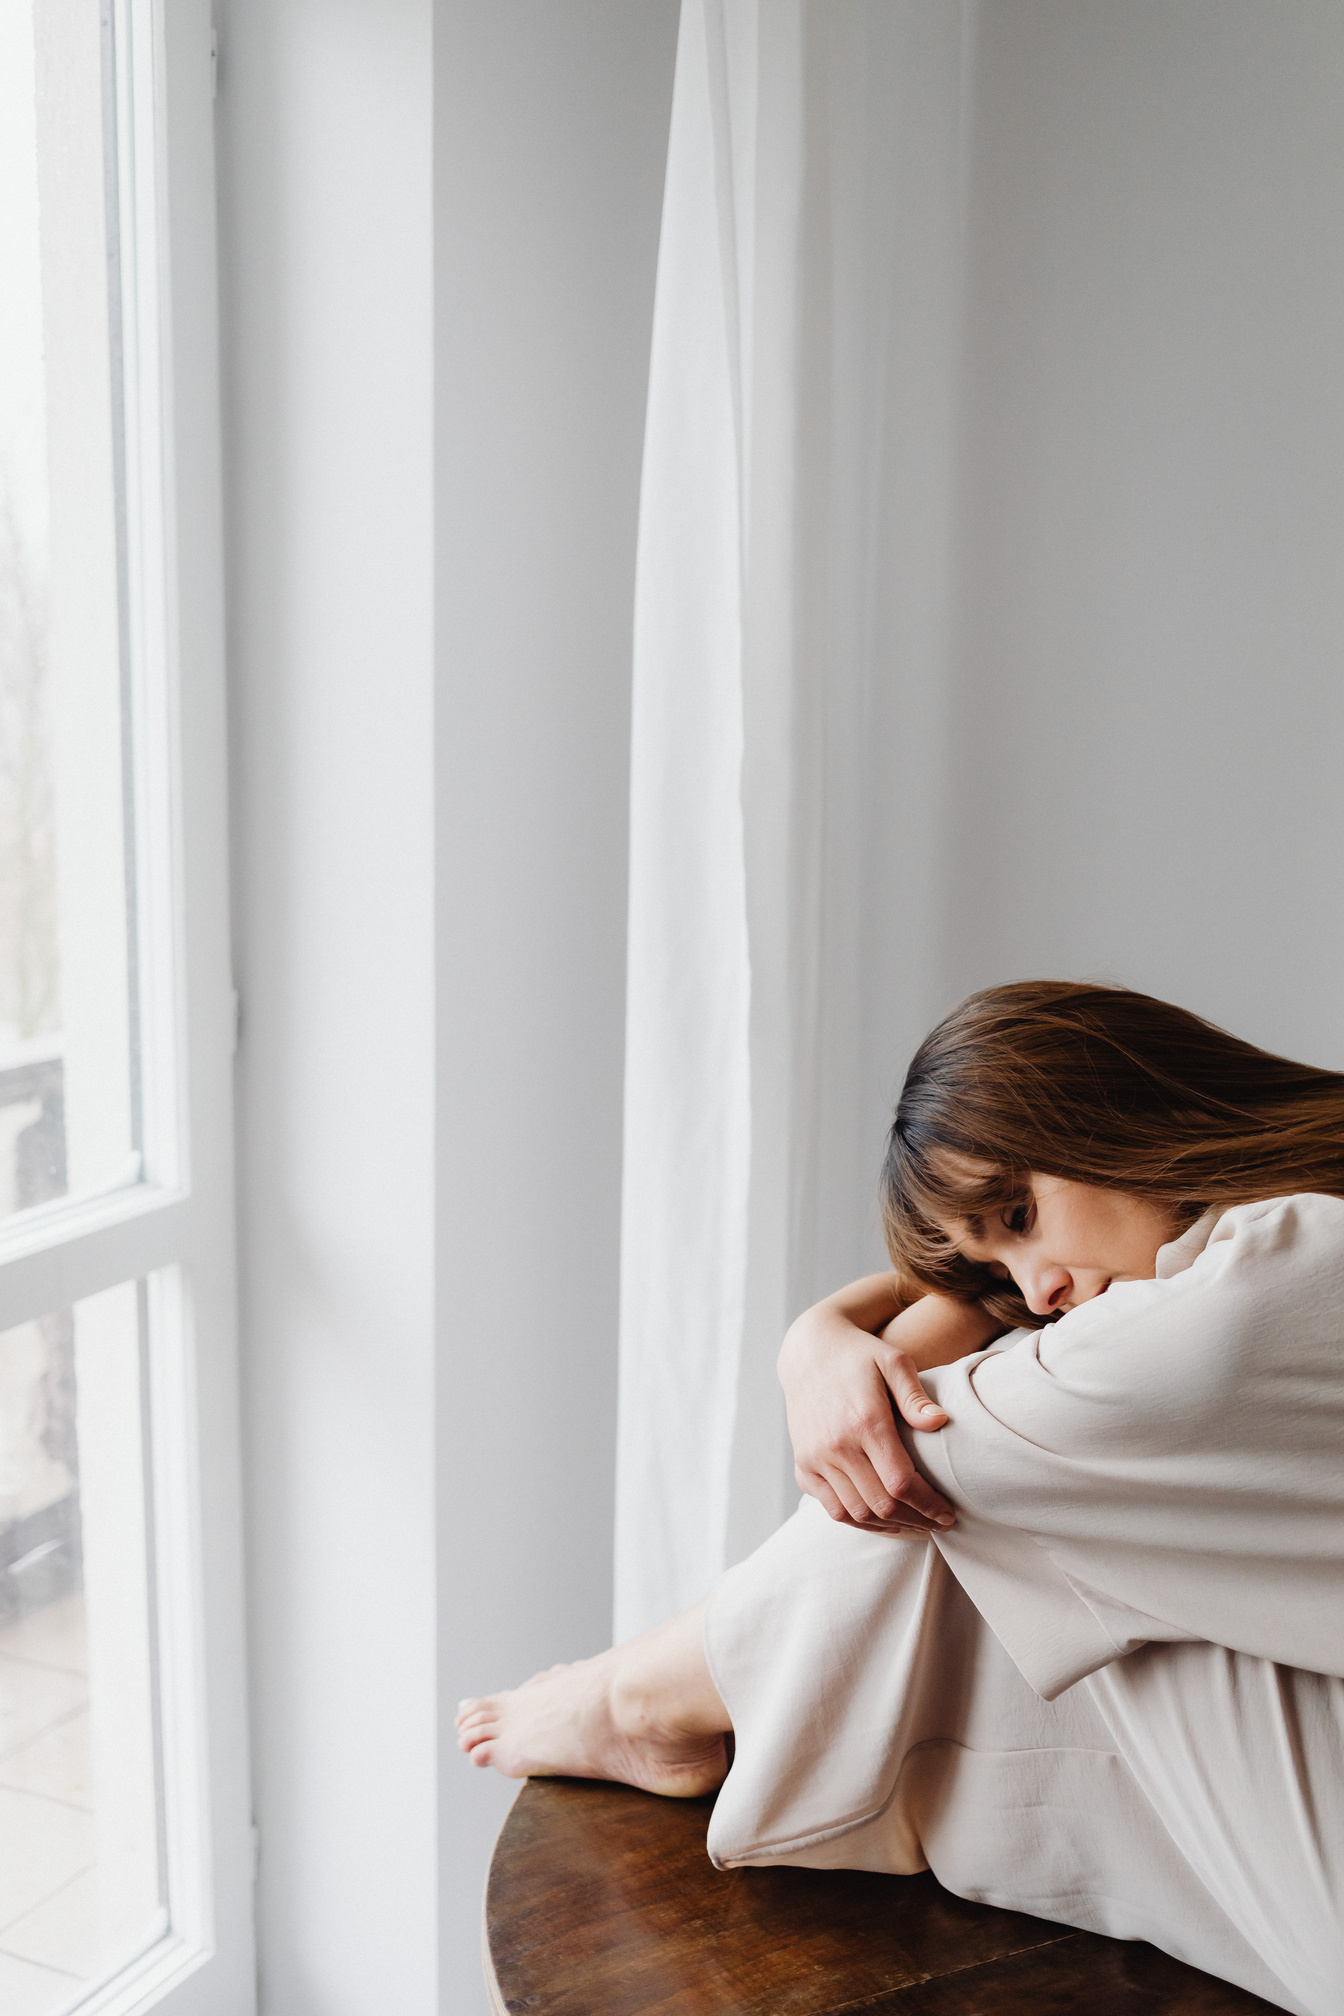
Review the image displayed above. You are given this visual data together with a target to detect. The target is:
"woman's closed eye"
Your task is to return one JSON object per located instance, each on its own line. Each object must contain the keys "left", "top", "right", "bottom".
{"left": 1004, "top": 1200, "right": 1032, "bottom": 1236}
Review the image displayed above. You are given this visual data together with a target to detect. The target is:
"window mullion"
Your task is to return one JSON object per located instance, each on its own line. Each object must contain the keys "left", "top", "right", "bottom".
{"left": 0, "top": 1190, "right": 192, "bottom": 1331}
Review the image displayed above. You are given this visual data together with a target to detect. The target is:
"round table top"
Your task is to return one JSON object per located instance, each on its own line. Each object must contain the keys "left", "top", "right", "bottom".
{"left": 483, "top": 1777, "right": 1279, "bottom": 2015}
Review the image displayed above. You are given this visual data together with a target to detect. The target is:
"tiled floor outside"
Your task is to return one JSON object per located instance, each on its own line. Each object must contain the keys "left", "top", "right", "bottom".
{"left": 0, "top": 1592, "right": 99, "bottom": 2016}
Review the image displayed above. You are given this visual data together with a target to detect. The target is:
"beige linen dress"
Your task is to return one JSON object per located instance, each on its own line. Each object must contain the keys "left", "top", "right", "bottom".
{"left": 704, "top": 1196, "right": 1344, "bottom": 2016}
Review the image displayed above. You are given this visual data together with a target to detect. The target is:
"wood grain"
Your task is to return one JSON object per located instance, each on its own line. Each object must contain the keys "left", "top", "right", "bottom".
{"left": 484, "top": 1778, "right": 1282, "bottom": 2015}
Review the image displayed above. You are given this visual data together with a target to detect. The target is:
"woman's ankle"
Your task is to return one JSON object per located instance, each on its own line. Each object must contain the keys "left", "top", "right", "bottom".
{"left": 608, "top": 1651, "right": 671, "bottom": 1744}
{"left": 608, "top": 1621, "right": 728, "bottom": 1746}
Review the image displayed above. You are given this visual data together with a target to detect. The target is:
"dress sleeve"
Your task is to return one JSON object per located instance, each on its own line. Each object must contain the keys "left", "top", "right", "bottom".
{"left": 902, "top": 1195, "right": 1344, "bottom": 1694}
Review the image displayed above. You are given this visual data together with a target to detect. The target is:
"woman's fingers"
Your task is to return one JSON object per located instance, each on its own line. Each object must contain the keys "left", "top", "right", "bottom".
{"left": 839, "top": 1507, "right": 937, "bottom": 1534}
{"left": 848, "top": 1508, "right": 937, "bottom": 1534}
{"left": 834, "top": 1445, "right": 909, "bottom": 1523}
{"left": 780, "top": 1315, "right": 961, "bottom": 1530}
{"left": 797, "top": 1467, "right": 851, "bottom": 1523}
{"left": 889, "top": 1469, "right": 956, "bottom": 1528}
{"left": 804, "top": 1446, "right": 952, "bottom": 1531}
{"left": 883, "top": 1351, "right": 949, "bottom": 1431}
{"left": 859, "top": 1401, "right": 957, "bottom": 1527}
{"left": 795, "top": 1410, "right": 956, "bottom": 1526}
{"left": 818, "top": 1457, "right": 887, "bottom": 1526}
{"left": 805, "top": 1459, "right": 943, "bottom": 1532}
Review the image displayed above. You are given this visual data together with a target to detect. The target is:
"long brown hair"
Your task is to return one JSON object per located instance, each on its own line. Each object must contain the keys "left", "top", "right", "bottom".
{"left": 882, "top": 981, "right": 1344, "bottom": 1327}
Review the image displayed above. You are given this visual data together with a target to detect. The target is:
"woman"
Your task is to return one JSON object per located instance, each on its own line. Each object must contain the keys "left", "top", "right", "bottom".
{"left": 458, "top": 983, "right": 1344, "bottom": 2015}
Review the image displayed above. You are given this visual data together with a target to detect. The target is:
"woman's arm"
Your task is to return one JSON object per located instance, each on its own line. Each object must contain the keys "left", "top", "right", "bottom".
{"left": 779, "top": 1277, "right": 1003, "bottom": 1531}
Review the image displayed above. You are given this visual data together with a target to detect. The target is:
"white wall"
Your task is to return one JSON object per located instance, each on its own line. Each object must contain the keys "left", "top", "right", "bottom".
{"left": 809, "top": 0, "right": 1344, "bottom": 1315}
{"left": 221, "top": 1, "right": 675, "bottom": 2010}
{"left": 937, "top": 0, "right": 1344, "bottom": 1066}
{"left": 218, "top": 3, "right": 437, "bottom": 2011}
{"left": 434, "top": 3, "right": 676, "bottom": 2004}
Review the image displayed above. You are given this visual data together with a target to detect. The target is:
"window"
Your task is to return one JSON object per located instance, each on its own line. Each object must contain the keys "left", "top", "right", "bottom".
{"left": 0, "top": 3, "right": 251, "bottom": 2012}
{"left": 0, "top": 1284, "right": 164, "bottom": 2005}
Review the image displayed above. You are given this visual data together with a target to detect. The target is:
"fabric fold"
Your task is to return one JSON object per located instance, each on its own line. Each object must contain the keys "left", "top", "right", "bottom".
{"left": 908, "top": 1196, "right": 1344, "bottom": 1695}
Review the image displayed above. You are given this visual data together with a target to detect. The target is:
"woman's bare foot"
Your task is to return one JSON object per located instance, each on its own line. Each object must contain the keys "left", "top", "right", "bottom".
{"left": 455, "top": 1603, "right": 730, "bottom": 1798}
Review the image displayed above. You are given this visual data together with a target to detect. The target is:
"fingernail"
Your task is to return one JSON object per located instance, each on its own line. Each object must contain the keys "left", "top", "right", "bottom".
{"left": 920, "top": 1402, "right": 943, "bottom": 1416}
{"left": 936, "top": 1515, "right": 955, "bottom": 1528}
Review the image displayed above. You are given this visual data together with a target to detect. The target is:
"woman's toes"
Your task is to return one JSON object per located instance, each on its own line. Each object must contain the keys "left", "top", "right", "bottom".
{"left": 469, "top": 1741, "right": 495, "bottom": 1770}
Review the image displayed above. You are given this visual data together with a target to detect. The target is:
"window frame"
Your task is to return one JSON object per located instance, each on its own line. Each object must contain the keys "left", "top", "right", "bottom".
{"left": 0, "top": 2, "right": 254, "bottom": 2011}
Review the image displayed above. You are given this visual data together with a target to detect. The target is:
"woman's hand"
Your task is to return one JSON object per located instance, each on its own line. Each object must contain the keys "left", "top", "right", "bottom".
{"left": 778, "top": 1279, "right": 1002, "bottom": 1533}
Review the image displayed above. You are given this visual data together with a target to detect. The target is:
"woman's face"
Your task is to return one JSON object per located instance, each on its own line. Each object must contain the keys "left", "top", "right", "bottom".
{"left": 939, "top": 1174, "right": 1178, "bottom": 1317}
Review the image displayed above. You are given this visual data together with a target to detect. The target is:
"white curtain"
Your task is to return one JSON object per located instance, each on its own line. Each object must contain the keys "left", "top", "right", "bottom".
{"left": 614, "top": 0, "right": 973, "bottom": 1643}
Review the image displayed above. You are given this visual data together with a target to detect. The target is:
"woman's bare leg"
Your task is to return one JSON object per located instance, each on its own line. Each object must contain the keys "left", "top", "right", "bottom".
{"left": 454, "top": 1599, "right": 730, "bottom": 1798}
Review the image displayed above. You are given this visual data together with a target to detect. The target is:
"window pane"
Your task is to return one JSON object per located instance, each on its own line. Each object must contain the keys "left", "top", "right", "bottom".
{"left": 0, "top": 1281, "right": 164, "bottom": 2011}
{"left": 0, "top": 0, "right": 142, "bottom": 1228}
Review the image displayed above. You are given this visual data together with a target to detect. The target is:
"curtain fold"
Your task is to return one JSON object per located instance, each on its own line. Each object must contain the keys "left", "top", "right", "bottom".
{"left": 615, "top": 0, "right": 758, "bottom": 1644}
{"left": 615, "top": 0, "right": 971, "bottom": 1642}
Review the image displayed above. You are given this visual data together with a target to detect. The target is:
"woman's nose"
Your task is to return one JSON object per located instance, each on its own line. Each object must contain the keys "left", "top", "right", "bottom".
{"left": 1018, "top": 1264, "right": 1072, "bottom": 1316}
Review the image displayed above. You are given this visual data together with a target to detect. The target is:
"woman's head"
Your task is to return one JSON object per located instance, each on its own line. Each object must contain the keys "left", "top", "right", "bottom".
{"left": 881, "top": 981, "right": 1344, "bottom": 1327}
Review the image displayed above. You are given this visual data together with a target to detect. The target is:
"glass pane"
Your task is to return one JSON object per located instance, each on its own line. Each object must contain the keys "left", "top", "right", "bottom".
{"left": 0, "top": 0, "right": 141, "bottom": 1228}
{"left": 0, "top": 1282, "right": 165, "bottom": 2011}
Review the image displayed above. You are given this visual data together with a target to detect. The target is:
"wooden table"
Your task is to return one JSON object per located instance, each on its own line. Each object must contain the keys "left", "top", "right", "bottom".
{"left": 484, "top": 1778, "right": 1281, "bottom": 2015}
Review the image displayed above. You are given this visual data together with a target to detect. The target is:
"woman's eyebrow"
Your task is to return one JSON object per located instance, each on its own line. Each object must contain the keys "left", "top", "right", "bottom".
{"left": 963, "top": 1212, "right": 985, "bottom": 1239}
